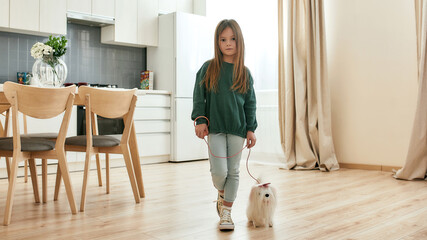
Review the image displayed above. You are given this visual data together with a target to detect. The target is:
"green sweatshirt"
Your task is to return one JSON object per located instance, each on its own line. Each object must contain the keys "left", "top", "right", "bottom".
{"left": 191, "top": 60, "right": 257, "bottom": 138}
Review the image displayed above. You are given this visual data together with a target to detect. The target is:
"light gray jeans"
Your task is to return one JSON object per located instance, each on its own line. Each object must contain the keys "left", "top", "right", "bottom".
{"left": 208, "top": 133, "right": 245, "bottom": 203}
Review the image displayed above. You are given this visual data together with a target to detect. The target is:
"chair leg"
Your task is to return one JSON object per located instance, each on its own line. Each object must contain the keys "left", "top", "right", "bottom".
{"left": 24, "top": 159, "right": 28, "bottom": 183}
{"left": 121, "top": 145, "right": 140, "bottom": 204}
{"left": 28, "top": 158, "right": 40, "bottom": 203}
{"left": 42, "top": 159, "right": 47, "bottom": 203}
{"left": 54, "top": 163, "right": 61, "bottom": 201}
{"left": 80, "top": 151, "right": 92, "bottom": 212}
{"left": 3, "top": 157, "right": 19, "bottom": 226}
{"left": 95, "top": 153, "right": 102, "bottom": 187}
{"left": 57, "top": 151, "right": 77, "bottom": 214}
{"left": 129, "top": 130, "right": 145, "bottom": 198}
{"left": 5, "top": 157, "right": 10, "bottom": 181}
{"left": 106, "top": 153, "right": 110, "bottom": 194}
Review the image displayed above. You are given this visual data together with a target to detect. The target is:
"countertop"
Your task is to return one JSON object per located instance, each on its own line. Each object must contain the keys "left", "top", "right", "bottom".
{"left": 0, "top": 84, "right": 171, "bottom": 95}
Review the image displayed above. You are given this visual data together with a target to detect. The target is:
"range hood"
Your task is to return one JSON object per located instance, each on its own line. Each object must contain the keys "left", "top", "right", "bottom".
{"left": 67, "top": 11, "right": 115, "bottom": 27}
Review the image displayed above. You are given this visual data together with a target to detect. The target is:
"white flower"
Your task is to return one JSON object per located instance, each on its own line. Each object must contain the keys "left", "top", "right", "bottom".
{"left": 30, "top": 42, "right": 53, "bottom": 59}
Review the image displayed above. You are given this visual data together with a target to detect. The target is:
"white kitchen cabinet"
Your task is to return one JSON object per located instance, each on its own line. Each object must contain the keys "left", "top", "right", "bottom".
{"left": 40, "top": 0, "right": 67, "bottom": 35}
{"left": 10, "top": 0, "right": 40, "bottom": 32}
{"left": 0, "top": 0, "right": 9, "bottom": 29}
{"left": 134, "top": 91, "right": 171, "bottom": 162}
{"left": 9, "top": 0, "right": 66, "bottom": 36}
{"left": 67, "top": 0, "right": 91, "bottom": 15}
{"left": 106, "top": 90, "right": 171, "bottom": 164}
{"left": 176, "top": 0, "right": 193, "bottom": 13}
{"left": 102, "top": 0, "right": 158, "bottom": 47}
{"left": 159, "top": 0, "right": 193, "bottom": 14}
{"left": 159, "top": 0, "right": 176, "bottom": 14}
{"left": 92, "top": 0, "right": 115, "bottom": 18}
{"left": 115, "top": 0, "right": 138, "bottom": 44}
{"left": 67, "top": 0, "right": 115, "bottom": 18}
{"left": 138, "top": 0, "right": 158, "bottom": 47}
{"left": 101, "top": 0, "right": 137, "bottom": 46}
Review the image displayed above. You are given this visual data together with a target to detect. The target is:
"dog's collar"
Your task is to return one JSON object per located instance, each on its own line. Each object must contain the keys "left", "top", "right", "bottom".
{"left": 256, "top": 182, "right": 271, "bottom": 188}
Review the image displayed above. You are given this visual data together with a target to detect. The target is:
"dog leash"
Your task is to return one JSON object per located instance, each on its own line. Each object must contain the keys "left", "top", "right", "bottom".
{"left": 194, "top": 116, "right": 261, "bottom": 184}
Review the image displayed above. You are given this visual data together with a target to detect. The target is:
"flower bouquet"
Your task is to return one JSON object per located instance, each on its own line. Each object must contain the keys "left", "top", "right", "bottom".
{"left": 31, "top": 35, "right": 68, "bottom": 87}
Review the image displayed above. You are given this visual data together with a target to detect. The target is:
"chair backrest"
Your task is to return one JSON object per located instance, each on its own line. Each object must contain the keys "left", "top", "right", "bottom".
{"left": 3, "top": 82, "right": 76, "bottom": 147}
{"left": 77, "top": 86, "right": 137, "bottom": 144}
{"left": 3, "top": 82, "right": 76, "bottom": 119}
{"left": 77, "top": 86, "right": 137, "bottom": 119}
{"left": 0, "top": 100, "right": 10, "bottom": 138}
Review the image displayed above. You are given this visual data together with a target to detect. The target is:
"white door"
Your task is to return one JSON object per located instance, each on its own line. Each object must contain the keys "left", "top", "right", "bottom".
{"left": 173, "top": 98, "right": 208, "bottom": 161}
{"left": 175, "top": 12, "right": 214, "bottom": 98}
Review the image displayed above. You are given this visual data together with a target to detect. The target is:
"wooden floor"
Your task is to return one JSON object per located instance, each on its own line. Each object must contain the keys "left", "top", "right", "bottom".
{"left": 0, "top": 160, "right": 426, "bottom": 239}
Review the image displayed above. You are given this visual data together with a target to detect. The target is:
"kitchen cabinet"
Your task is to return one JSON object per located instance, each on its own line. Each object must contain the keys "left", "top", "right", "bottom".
{"left": 67, "top": 0, "right": 115, "bottom": 19}
{"left": 106, "top": 90, "right": 171, "bottom": 164}
{"left": 106, "top": 0, "right": 138, "bottom": 45}
{"left": 9, "top": 0, "right": 66, "bottom": 36}
{"left": 133, "top": 91, "right": 171, "bottom": 163}
{"left": 138, "top": 0, "right": 158, "bottom": 47}
{"left": 0, "top": 0, "right": 9, "bottom": 29}
{"left": 92, "top": 0, "right": 115, "bottom": 18}
{"left": 67, "top": 0, "right": 91, "bottom": 15}
{"left": 101, "top": 0, "right": 158, "bottom": 47}
{"left": 10, "top": 0, "right": 40, "bottom": 32}
{"left": 40, "top": 0, "right": 67, "bottom": 35}
{"left": 159, "top": 0, "right": 193, "bottom": 14}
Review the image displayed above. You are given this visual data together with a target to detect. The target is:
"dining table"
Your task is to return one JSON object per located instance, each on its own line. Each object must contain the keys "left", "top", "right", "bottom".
{"left": 0, "top": 88, "right": 145, "bottom": 199}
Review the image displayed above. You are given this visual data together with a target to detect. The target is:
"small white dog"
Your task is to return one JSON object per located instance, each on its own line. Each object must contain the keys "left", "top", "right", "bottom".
{"left": 246, "top": 182, "right": 277, "bottom": 228}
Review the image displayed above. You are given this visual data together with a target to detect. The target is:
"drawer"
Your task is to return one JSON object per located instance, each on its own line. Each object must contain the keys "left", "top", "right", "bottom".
{"left": 136, "top": 94, "right": 171, "bottom": 107}
{"left": 137, "top": 133, "right": 170, "bottom": 156}
{"left": 134, "top": 108, "right": 170, "bottom": 120}
{"left": 134, "top": 120, "right": 170, "bottom": 133}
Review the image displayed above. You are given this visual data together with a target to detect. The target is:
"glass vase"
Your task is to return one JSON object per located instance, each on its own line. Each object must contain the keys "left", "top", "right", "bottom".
{"left": 32, "top": 58, "right": 68, "bottom": 87}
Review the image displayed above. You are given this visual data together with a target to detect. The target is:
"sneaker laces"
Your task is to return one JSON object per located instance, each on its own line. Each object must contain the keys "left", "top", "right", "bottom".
{"left": 220, "top": 208, "right": 232, "bottom": 224}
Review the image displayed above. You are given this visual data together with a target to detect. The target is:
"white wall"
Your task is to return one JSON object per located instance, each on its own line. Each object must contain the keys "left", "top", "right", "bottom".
{"left": 324, "top": 0, "right": 418, "bottom": 167}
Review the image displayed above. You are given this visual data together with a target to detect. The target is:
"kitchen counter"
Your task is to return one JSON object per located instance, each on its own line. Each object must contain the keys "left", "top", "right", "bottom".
{"left": 136, "top": 89, "right": 171, "bottom": 95}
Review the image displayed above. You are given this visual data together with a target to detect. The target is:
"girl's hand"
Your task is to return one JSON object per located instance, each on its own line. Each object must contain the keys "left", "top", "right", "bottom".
{"left": 246, "top": 131, "right": 256, "bottom": 148}
{"left": 195, "top": 123, "right": 209, "bottom": 139}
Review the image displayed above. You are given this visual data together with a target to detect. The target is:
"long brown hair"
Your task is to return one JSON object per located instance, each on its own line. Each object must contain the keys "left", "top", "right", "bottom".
{"left": 202, "top": 19, "right": 248, "bottom": 94}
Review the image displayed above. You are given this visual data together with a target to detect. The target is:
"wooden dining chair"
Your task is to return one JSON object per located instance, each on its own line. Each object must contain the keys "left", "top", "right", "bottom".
{"left": 60, "top": 86, "right": 140, "bottom": 212}
{"left": 0, "top": 91, "right": 61, "bottom": 204}
{"left": 0, "top": 106, "right": 56, "bottom": 187}
{"left": 0, "top": 100, "right": 10, "bottom": 179}
{"left": 0, "top": 81, "right": 77, "bottom": 225}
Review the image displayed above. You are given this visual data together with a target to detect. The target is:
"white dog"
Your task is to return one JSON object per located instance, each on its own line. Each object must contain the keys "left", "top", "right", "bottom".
{"left": 246, "top": 182, "right": 277, "bottom": 228}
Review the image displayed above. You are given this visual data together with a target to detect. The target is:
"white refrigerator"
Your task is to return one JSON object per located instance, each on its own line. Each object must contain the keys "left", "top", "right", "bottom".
{"left": 147, "top": 12, "right": 214, "bottom": 162}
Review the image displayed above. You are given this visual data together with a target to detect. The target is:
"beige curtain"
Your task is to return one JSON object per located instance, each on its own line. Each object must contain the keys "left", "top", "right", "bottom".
{"left": 394, "top": 0, "right": 427, "bottom": 180}
{"left": 278, "top": 0, "right": 338, "bottom": 171}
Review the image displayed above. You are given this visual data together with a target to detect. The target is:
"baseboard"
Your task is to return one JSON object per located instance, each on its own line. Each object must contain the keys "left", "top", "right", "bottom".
{"left": 339, "top": 163, "right": 401, "bottom": 172}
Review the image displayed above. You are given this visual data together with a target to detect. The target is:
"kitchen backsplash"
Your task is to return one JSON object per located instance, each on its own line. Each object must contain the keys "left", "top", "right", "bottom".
{"left": 0, "top": 23, "right": 146, "bottom": 89}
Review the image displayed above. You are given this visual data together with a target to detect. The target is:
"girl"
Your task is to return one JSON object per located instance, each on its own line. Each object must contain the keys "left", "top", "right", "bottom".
{"left": 191, "top": 19, "right": 257, "bottom": 231}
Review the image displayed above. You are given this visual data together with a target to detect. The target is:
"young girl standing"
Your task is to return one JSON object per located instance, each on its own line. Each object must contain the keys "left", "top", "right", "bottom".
{"left": 192, "top": 19, "right": 257, "bottom": 231}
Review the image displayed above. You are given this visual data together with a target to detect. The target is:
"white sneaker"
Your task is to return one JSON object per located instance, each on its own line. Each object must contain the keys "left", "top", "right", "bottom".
{"left": 216, "top": 193, "right": 224, "bottom": 217}
{"left": 219, "top": 206, "right": 234, "bottom": 231}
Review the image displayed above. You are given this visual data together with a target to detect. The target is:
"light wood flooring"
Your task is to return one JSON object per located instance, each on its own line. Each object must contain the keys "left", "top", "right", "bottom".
{"left": 0, "top": 160, "right": 426, "bottom": 239}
